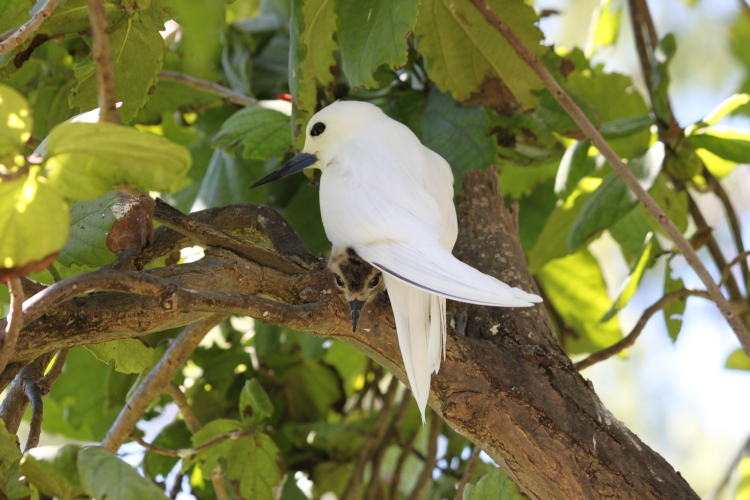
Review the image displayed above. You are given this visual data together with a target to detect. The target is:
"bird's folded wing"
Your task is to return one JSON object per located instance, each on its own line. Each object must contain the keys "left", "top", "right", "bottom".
{"left": 358, "top": 243, "right": 542, "bottom": 307}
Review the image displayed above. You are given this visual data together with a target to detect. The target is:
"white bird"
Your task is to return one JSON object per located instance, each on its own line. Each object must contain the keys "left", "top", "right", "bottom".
{"left": 252, "top": 101, "right": 542, "bottom": 421}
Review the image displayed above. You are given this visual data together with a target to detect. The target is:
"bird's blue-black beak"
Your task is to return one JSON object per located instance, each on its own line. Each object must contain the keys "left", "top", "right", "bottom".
{"left": 350, "top": 300, "right": 365, "bottom": 333}
{"left": 249, "top": 152, "right": 318, "bottom": 188}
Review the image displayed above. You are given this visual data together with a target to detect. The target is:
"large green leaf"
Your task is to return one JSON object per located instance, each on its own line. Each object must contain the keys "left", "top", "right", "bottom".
{"left": 568, "top": 142, "right": 664, "bottom": 251}
{"left": 421, "top": 89, "right": 496, "bottom": 190}
{"left": 40, "top": 0, "right": 125, "bottom": 37}
{"left": 43, "top": 122, "right": 192, "bottom": 200}
{"left": 213, "top": 104, "right": 292, "bottom": 160}
{"left": 686, "top": 130, "right": 750, "bottom": 164}
{"left": 290, "top": 0, "right": 338, "bottom": 148}
{"left": 336, "top": 0, "right": 419, "bottom": 88}
{"left": 240, "top": 379, "right": 274, "bottom": 425}
{"left": 69, "top": 17, "right": 164, "bottom": 123}
{"left": 191, "top": 149, "right": 267, "bottom": 211}
{"left": 464, "top": 467, "right": 524, "bottom": 500}
{"left": 415, "top": 0, "right": 544, "bottom": 110}
{"left": 537, "top": 249, "right": 621, "bottom": 354}
{"left": 0, "top": 173, "right": 69, "bottom": 279}
{"left": 86, "top": 338, "right": 154, "bottom": 374}
{"left": 0, "top": 419, "right": 21, "bottom": 492}
{"left": 282, "top": 360, "right": 343, "bottom": 421}
{"left": 77, "top": 446, "right": 168, "bottom": 500}
{"left": 189, "top": 419, "right": 245, "bottom": 476}
{"left": 608, "top": 207, "right": 658, "bottom": 264}
{"left": 57, "top": 191, "right": 122, "bottom": 267}
{"left": 0, "top": 84, "right": 32, "bottom": 157}
{"left": 227, "top": 432, "right": 284, "bottom": 500}
{"left": 20, "top": 444, "right": 85, "bottom": 500}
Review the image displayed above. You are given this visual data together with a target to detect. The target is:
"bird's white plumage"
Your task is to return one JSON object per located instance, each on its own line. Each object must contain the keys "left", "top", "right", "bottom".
{"left": 303, "top": 101, "right": 541, "bottom": 421}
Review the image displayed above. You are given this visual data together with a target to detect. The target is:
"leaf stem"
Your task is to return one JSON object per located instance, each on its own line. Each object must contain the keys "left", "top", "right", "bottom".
{"left": 158, "top": 71, "right": 257, "bottom": 107}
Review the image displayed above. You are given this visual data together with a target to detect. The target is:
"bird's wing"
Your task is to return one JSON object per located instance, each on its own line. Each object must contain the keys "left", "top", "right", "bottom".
{"left": 358, "top": 242, "right": 542, "bottom": 307}
{"left": 421, "top": 147, "right": 458, "bottom": 250}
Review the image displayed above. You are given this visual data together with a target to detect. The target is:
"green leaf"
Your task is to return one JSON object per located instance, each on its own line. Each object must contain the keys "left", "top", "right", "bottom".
{"left": 599, "top": 115, "right": 654, "bottom": 139}
{"left": 191, "top": 150, "right": 268, "bottom": 211}
{"left": 324, "top": 340, "right": 368, "bottom": 397}
{"left": 283, "top": 360, "right": 343, "bottom": 421}
{"left": 664, "top": 260, "right": 685, "bottom": 342}
{"left": 608, "top": 207, "right": 658, "bottom": 264}
{"left": 190, "top": 419, "right": 245, "bottom": 476}
{"left": 701, "top": 93, "right": 750, "bottom": 125}
{"left": 240, "top": 379, "right": 274, "bottom": 425}
{"left": 592, "top": 0, "right": 621, "bottom": 49}
{"left": 601, "top": 233, "right": 654, "bottom": 322}
{"left": 213, "top": 104, "right": 292, "bottom": 160}
{"left": 77, "top": 446, "right": 168, "bottom": 500}
{"left": 43, "top": 122, "right": 192, "bottom": 200}
{"left": 497, "top": 157, "right": 560, "bottom": 199}
{"left": 284, "top": 182, "right": 329, "bottom": 255}
{"left": 517, "top": 179, "right": 558, "bottom": 251}
{"left": 651, "top": 34, "right": 676, "bottom": 124}
{"left": 686, "top": 130, "right": 750, "bottom": 164}
{"left": 336, "top": 0, "right": 419, "bottom": 88}
{"left": 421, "top": 89, "right": 496, "bottom": 190}
{"left": 0, "top": 419, "right": 21, "bottom": 491}
{"left": 537, "top": 249, "right": 622, "bottom": 354}
{"left": 568, "top": 142, "right": 664, "bottom": 251}
{"left": 0, "top": 173, "right": 69, "bottom": 278}
{"left": 57, "top": 191, "right": 122, "bottom": 267}
{"left": 0, "top": 84, "right": 32, "bottom": 157}
{"left": 86, "top": 339, "right": 154, "bottom": 374}
{"left": 227, "top": 432, "right": 284, "bottom": 500}
{"left": 464, "top": 467, "right": 524, "bottom": 500}
{"left": 726, "top": 348, "right": 750, "bottom": 371}
{"left": 415, "top": 0, "right": 544, "bottom": 110}
{"left": 290, "top": 0, "right": 338, "bottom": 149}
{"left": 69, "top": 17, "right": 164, "bottom": 123}
{"left": 40, "top": 0, "right": 126, "bottom": 37}
{"left": 665, "top": 144, "right": 702, "bottom": 180}
{"left": 648, "top": 174, "right": 688, "bottom": 233}
{"left": 554, "top": 140, "right": 594, "bottom": 200}
{"left": 20, "top": 444, "right": 84, "bottom": 500}
{"left": 696, "top": 147, "right": 736, "bottom": 179}
{"left": 143, "top": 420, "right": 192, "bottom": 479}
{"left": 137, "top": 80, "right": 221, "bottom": 124}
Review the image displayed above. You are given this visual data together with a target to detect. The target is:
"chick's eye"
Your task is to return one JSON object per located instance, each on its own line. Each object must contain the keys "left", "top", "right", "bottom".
{"left": 334, "top": 274, "right": 344, "bottom": 287}
{"left": 311, "top": 122, "right": 326, "bottom": 137}
{"left": 369, "top": 275, "right": 380, "bottom": 288}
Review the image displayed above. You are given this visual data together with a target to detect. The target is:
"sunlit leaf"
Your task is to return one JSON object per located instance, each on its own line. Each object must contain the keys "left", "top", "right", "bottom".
{"left": 86, "top": 339, "right": 154, "bottom": 374}
{"left": 696, "top": 148, "right": 736, "bottom": 179}
{"left": 593, "top": 0, "right": 621, "bottom": 49}
{"left": 601, "top": 233, "right": 654, "bottom": 322}
{"left": 227, "top": 432, "right": 284, "bottom": 500}
{"left": 0, "top": 84, "right": 32, "bottom": 157}
{"left": 725, "top": 348, "right": 750, "bottom": 371}
{"left": 701, "top": 93, "right": 750, "bottom": 125}
{"left": 77, "top": 446, "right": 168, "bottom": 500}
{"left": 663, "top": 259, "right": 685, "bottom": 342}
{"left": 687, "top": 130, "right": 750, "bottom": 164}
{"left": 554, "top": 140, "right": 594, "bottom": 200}
{"left": 464, "top": 467, "right": 524, "bottom": 500}
{"left": 20, "top": 444, "right": 84, "bottom": 500}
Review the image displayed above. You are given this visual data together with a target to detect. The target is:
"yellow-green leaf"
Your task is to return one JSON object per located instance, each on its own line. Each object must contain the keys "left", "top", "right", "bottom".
{"left": 43, "top": 122, "right": 192, "bottom": 200}
{"left": 0, "top": 84, "right": 32, "bottom": 157}
{"left": 20, "top": 444, "right": 85, "bottom": 500}
{"left": 601, "top": 233, "right": 654, "bottom": 322}
{"left": 77, "top": 446, "right": 168, "bottom": 500}
{"left": 726, "top": 348, "right": 750, "bottom": 371}
{"left": 86, "top": 339, "right": 154, "bottom": 374}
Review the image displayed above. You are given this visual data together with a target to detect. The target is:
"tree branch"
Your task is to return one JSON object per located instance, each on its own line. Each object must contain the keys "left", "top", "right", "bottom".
{"left": 0, "top": 353, "right": 54, "bottom": 434}
{"left": 164, "top": 383, "right": 202, "bottom": 434}
{"left": 0, "top": 279, "right": 23, "bottom": 375}
{"left": 38, "top": 349, "right": 68, "bottom": 392}
{"left": 131, "top": 430, "right": 254, "bottom": 458}
{"left": 0, "top": 0, "right": 59, "bottom": 56}
{"left": 467, "top": 0, "right": 750, "bottom": 358}
{"left": 721, "top": 251, "right": 750, "bottom": 287}
{"left": 389, "top": 423, "right": 419, "bottom": 500}
{"left": 158, "top": 71, "right": 257, "bottom": 107}
{"left": 101, "top": 315, "right": 225, "bottom": 451}
{"left": 407, "top": 411, "right": 441, "bottom": 500}
{"left": 454, "top": 447, "right": 482, "bottom": 500}
{"left": 23, "top": 378, "right": 43, "bottom": 452}
{"left": 87, "top": 0, "right": 120, "bottom": 123}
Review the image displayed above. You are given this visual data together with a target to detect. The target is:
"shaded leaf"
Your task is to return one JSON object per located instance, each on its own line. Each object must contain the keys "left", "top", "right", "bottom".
{"left": 143, "top": 420, "right": 192, "bottom": 479}
{"left": 40, "top": 0, "right": 126, "bottom": 37}
{"left": 601, "top": 233, "right": 654, "bottom": 322}
{"left": 190, "top": 149, "right": 267, "bottom": 211}
{"left": 227, "top": 432, "right": 285, "bottom": 500}
{"left": 20, "top": 444, "right": 84, "bottom": 500}
{"left": 464, "top": 467, "right": 524, "bottom": 500}
{"left": 241, "top": 379, "right": 274, "bottom": 425}
{"left": 337, "top": 0, "right": 419, "bottom": 89}
{"left": 498, "top": 156, "right": 560, "bottom": 199}
{"left": 77, "top": 446, "right": 168, "bottom": 500}
{"left": 190, "top": 419, "right": 245, "bottom": 476}
{"left": 687, "top": 130, "right": 750, "bottom": 164}
{"left": 0, "top": 419, "right": 21, "bottom": 491}
{"left": 608, "top": 206, "right": 659, "bottom": 264}
{"left": 284, "top": 182, "right": 329, "bottom": 255}
{"left": 648, "top": 174, "right": 688, "bottom": 233}
{"left": 664, "top": 260, "right": 686, "bottom": 342}
{"left": 324, "top": 340, "right": 368, "bottom": 397}
{"left": 86, "top": 338, "right": 154, "bottom": 374}
{"left": 43, "top": 122, "right": 192, "bottom": 200}
{"left": 214, "top": 104, "right": 292, "bottom": 160}
{"left": 283, "top": 360, "right": 343, "bottom": 421}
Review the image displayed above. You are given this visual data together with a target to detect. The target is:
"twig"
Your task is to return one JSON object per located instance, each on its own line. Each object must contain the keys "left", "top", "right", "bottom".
{"left": 101, "top": 315, "right": 225, "bottom": 451}
{"left": 366, "top": 390, "right": 413, "bottom": 500}
{"left": 0, "top": 353, "right": 54, "bottom": 434}
{"left": 38, "top": 349, "right": 68, "bottom": 392}
{"left": 0, "top": 278, "right": 24, "bottom": 374}
{"left": 87, "top": 0, "right": 120, "bottom": 124}
{"left": 721, "top": 252, "right": 750, "bottom": 288}
{"left": 575, "top": 289, "right": 712, "bottom": 370}
{"left": 164, "top": 383, "right": 202, "bottom": 433}
{"left": 454, "top": 447, "right": 482, "bottom": 500}
{"left": 169, "top": 471, "right": 185, "bottom": 499}
{"left": 130, "top": 430, "right": 254, "bottom": 458}
{"left": 468, "top": 0, "right": 750, "bottom": 357}
{"left": 0, "top": 0, "right": 59, "bottom": 56}
{"left": 407, "top": 411, "right": 441, "bottom": 500}
{"left": 389, "top": 425, "right": 420, "bottom": 500}
{"left": 741, "top": 0, "right": 750, "bottom": 19}
{"left": 46, "top": 264, "right": 62, "bottom": 283}
{"left": 158, "top": 71, "right": 257, "bottom": 107}
{"left": 703, "top": 433, "right": 750, "bottom": 500}
{"left": 23, "top": 379, "right": 43, "bottom": 452}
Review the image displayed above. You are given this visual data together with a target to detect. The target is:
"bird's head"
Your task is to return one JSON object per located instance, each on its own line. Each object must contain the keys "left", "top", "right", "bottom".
{"left": 328, "top": 246, "right": 385, "bottom": 332}
{"left": 250, "top": 101, "right": 385, "bottom": 188}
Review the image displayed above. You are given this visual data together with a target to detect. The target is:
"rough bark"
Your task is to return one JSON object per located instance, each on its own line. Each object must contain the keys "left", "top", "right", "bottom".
{"left": 0, "top": 169, "right": 698, "bottom": 499}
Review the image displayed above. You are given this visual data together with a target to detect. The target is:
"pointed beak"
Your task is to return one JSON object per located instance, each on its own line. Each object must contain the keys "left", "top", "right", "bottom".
{"left": 350, "top": 300, "right": 365, "bottom": 333}
{"left": 250, "top": 152, "right": 318, "bottom": 188}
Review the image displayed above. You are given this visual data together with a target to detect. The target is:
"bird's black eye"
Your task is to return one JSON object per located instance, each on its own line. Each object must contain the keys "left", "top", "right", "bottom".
{"left": 369, "top": 275, "right": 380, "bottom": 288}
{"left": 311, "top": 122, "right": 326, "bottom": 137}
{"left": 334, "top": 274, "right": 344, "bottom": 287}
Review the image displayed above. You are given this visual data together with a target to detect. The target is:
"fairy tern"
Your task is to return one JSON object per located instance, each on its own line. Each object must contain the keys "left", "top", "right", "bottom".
{"left": 251, "top": 100, "right": 542, "bottom": 420}
{"left": 328, "top": 246, "right": 386, "bottom": 332}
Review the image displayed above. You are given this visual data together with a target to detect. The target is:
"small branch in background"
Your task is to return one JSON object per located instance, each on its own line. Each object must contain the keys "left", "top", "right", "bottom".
{"left": 0, "top": 278, "right": 24, "bottom": 374}
{"left": 101, "top": 315, "right": 226, "bottom": 452}
{"left": 211, "top": 466, "right": 231, "bottom": 500}
{"left": 741, "top": 0, "right": 750, "bottom": 19}
{"left": 0, "top": 0, "right": 59, "bottom": 56}
{"left": 575, "top": 289, "right": 712, "bottom": 370}
{"left": 0, "top": 353, "right": 54, "bottom": 434}
{"left": 130, "top": 430, "right": 254, "bottom": 458}
{"left": 704, "top": 433, "right": 750, "bottom": 500}
{"left": 407, "top": 411, "right": 442, "bottom": 500}
{"left": 169, "top": 472, "right": 185, "bottom": 500}
{"left": 721, "top": 252, "right": 750, "bottom": 288}
{"left": 164, "top": 383, "right": 202, "bottom": 433}
{"left": 46, "top": 265, "right": 62, "bottom": 283}
{"left": 454, "top": 447, "right": 482, "bottom": 500}
{"left": 366, "top": 390, "right": 413, "bottom": 500}
{"left": 158, "top": 71, "right": 257, "bottom": 107}
{"left": 468, "top": 0, "right": 750, "bottom": 358}
{"left": 87, "top": 0, "right": 120, "bottom": 124}
{"left": 389, "top": 426, "right": 420, "bottom": 500}
{"left": 23, "top": 379, "right": 43, "bottom": 452}
{"left": 38, "top": 349, "right": 68, "bottom": 392}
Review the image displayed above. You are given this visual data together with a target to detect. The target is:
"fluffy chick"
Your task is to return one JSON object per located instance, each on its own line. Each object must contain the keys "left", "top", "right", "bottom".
{"left": 328, "top": 246, "right": 386, "bottom": 332}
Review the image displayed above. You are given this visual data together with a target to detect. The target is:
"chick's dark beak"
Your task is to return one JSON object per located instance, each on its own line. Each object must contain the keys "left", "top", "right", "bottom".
{"left": 350, "top": 299, "right": 365, "bottom": 332}
{"left": 250, "top": 152, "right": 318, "bottom": 188}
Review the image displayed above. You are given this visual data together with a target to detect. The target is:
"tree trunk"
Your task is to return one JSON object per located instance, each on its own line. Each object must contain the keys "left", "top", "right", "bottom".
{"left": 1, "top": 168, "right": 699, "bottom": 499}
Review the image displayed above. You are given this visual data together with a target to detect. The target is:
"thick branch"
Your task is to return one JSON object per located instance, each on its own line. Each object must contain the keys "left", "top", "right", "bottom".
{"left": 102, "top": 315, "right": 225, "bottom": 451}
{"left": 574, "top": 289, "right": 711, "bottom": 370}
{"left": 158, "top": 71, "right": 257, "bottom": 107}
{"left": 468, "top": 0, "right": 750, "bottom": 357}
{"left": 87, "top": 0, "right": 120, "bottom": 123}
{"left": 0, "top": 278, "right": 24, "bottom": 374}
{"left": 0, "top": 0, "right": 59, "bottom": 56}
